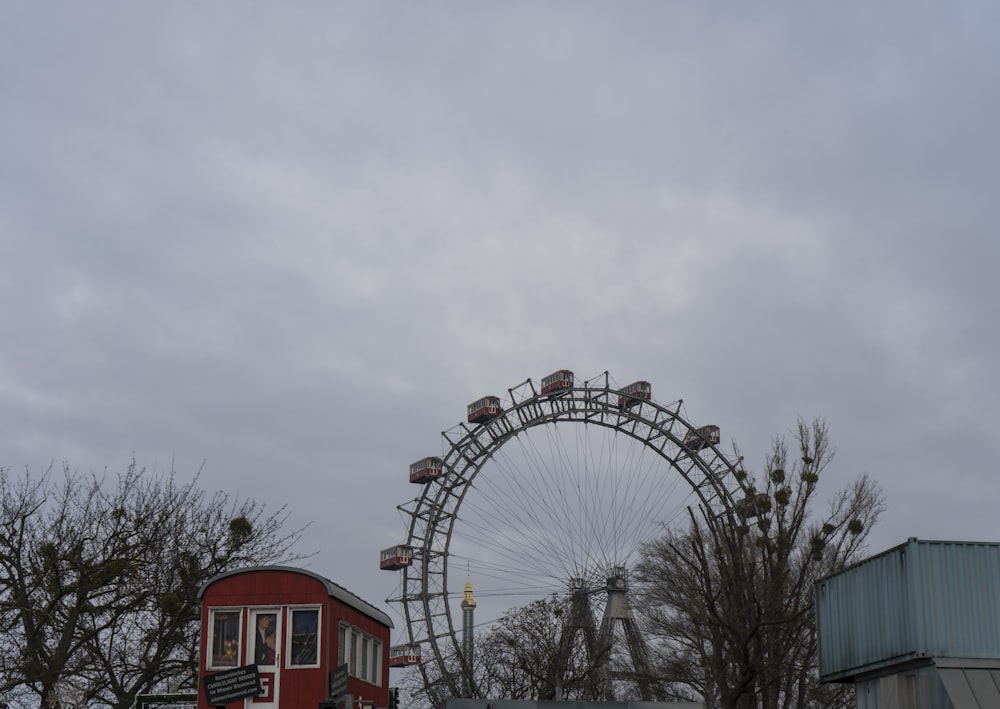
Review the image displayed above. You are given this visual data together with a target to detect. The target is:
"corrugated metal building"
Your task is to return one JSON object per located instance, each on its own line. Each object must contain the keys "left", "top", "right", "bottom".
{"left": 815, "top": 538, "right": 1000, "bottom": 709}
{"left": 439, "top": 700, "right": 701, "bottom": 709}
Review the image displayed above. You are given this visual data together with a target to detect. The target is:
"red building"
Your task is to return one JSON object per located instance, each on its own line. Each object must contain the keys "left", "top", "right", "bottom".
{"left": 198, "top": 566, "right": 392, "bottom": 709}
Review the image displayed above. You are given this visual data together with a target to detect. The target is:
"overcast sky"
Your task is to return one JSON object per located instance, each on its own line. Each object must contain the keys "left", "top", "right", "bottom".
{"left": 2, "top": 1, "right": 999, "bottom": 645}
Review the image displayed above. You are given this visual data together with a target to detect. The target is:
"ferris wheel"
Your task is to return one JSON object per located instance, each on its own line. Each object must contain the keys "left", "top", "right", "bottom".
{"left": 381, "top": 370, "right": 747, "bottom": 700}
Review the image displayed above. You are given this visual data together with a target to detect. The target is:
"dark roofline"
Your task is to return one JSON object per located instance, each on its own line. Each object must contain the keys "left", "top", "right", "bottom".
{"left": 198, "top": 565, "right": 393, "bottom": 628}
{"left": 816, "top": 537, "right": 1000, "bottom": 585}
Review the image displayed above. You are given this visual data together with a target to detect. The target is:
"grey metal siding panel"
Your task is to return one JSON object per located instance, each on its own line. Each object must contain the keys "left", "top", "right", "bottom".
{"left": 912, "top": 542, "right": 1000, "bottom": 658}
{"left": 936, "top": 668, "right": 1000, "bottom": 709}
{"left": 816, "top": 541, "right": 918, "bottom": 680}
{"left": 918, "top": 665, "right": 956, "bottom": 709}
{"left": 939, "top": 669, "right": 977, "bottom": 709}
{"left": 816, "top": 539, "right": 1000, "bottom": 681}
{"left": 965, "top": 669, "right": 1000, "bottom": 706}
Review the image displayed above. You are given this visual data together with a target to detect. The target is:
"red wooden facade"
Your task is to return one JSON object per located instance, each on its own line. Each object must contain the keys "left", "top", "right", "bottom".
{"left": 198, "top": 566, "right": 392, "bottom": 709}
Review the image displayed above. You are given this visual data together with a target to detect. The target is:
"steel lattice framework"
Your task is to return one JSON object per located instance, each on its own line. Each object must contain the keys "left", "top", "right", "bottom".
{"left": 389, "top": 372, "right": 747, "bottom": 699}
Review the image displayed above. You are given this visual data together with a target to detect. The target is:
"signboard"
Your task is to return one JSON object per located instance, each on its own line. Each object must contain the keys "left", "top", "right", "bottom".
{"left": 134, "top": 695, "right": 198, "bottom": 709}
{"left": 203, "top": 664, "right": 262, "bottom": 706}
{"left": 329, "top": 662, "right": 350, "bottom": 698}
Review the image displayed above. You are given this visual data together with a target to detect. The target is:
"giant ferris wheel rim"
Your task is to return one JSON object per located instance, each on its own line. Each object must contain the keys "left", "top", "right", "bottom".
{"left": 392, "top": 371, "right": 747, "bottom": 699}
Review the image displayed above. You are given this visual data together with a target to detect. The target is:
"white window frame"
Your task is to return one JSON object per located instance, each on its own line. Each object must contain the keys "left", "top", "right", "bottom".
{"left": 338, "top": 622, "right": 383, "bottom": 687}
{"left": 371, "top": 638, "right": 382, "bottom": 685}
{"left": 207, "top": 607, "right": 243, "bottom": 670}
{"left": 286, "top": 605, "right": 322, "bottom": 668}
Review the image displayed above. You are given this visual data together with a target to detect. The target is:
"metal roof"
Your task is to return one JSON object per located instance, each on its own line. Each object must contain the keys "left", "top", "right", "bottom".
{"left": 198, "top": 565, "right": 393, "bottom": 628}
{"left": 440, "top": 700, "right": 702, "bottom": 709}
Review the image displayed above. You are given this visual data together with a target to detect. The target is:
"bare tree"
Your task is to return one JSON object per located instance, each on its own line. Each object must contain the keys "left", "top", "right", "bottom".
{"left": 635, "top": 418, "right": 884, "bottom": 709}
{"left": 477, "top": 594, "right": 602, "bottom": 700}
{"left": 398, "top": 595, "right": 609, "bottom": 709}
{"left": 0, "top": 461, "right": 306, "bottom": 709}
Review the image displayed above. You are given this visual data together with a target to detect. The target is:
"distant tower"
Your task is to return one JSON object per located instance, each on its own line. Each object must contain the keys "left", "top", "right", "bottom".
{"left": 460, "top": 579, "right": 477, "bottom": 696}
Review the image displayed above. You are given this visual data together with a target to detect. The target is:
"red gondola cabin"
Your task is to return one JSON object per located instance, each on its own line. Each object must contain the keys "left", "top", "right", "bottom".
{"left": 198, "top": 566, "right": 392, "bottom": 709}
{"left": 683, "top": 425, "right": 721, "bottom": 451}
{"left": 379, "top": 545, "right": 414, "bottom": 571}
{"left": 467, "top": 396, "right": 502, "bottom": 424}
{"left": 618, "top": 381, "right": 652, "bottom": 409}
{"left": 540, "top": 369, "right": 574, "bottom": 395}
{"left": 409, "top": 456, "right": 444, "bottom": 484}
{"left": 388, "top": 643, "right": 421, "bottom": 668}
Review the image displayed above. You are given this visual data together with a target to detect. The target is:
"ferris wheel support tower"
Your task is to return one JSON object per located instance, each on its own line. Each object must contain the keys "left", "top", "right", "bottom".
{"left": 553, "top": 567, "right": 658, "bottom": 701}
{"left": 596, "top": 567, "right": 659, "bottom": 700}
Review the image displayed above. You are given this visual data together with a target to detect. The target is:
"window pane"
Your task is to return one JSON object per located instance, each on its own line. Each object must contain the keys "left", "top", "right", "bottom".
{"left": 211, "top": 610, "right": 241, "bottom": 668}
{"left": 254, "top": 612, "right": 278, "bottom": 666}
{"left": 338, "top": 623, "right": 383, "bottom": 684}
{"left": 290, "top": 609, "right": 319, "bottom": 666}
